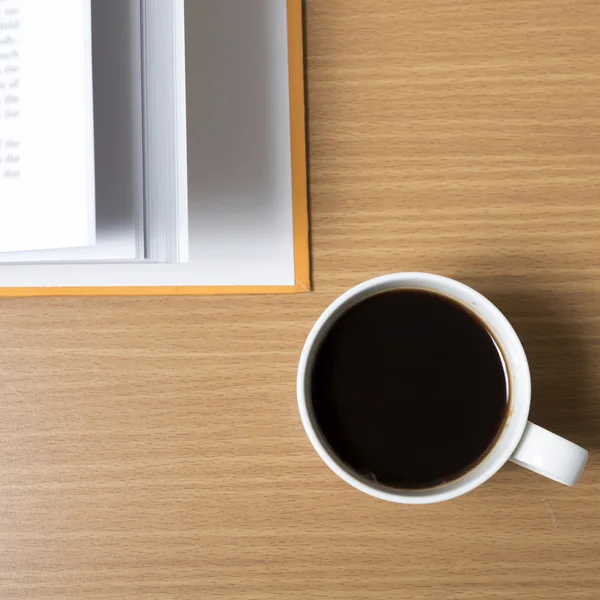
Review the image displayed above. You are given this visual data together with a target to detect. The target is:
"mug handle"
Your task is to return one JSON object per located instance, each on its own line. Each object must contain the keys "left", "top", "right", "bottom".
{"left": 510, "top": 421, "right": 588, "bottom": 485}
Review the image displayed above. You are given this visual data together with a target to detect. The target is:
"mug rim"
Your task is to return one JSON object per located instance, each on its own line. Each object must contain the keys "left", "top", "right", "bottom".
{"left": 297, "top": 273, "right": 531, "bottom": 504}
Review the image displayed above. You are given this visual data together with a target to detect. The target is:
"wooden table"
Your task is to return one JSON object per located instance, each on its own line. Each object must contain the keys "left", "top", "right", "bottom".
{"left": 2, "top": 1, "right": 600, "bottom": 598}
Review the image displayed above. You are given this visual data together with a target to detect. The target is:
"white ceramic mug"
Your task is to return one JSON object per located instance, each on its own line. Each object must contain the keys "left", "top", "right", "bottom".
{"left": 297, "top": 273, "right": 588, "bottom": 504}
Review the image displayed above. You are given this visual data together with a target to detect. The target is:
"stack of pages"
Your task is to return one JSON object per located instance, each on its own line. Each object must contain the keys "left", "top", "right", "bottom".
{"left": 0, "top": 0, "right": 309, "bottom": 296}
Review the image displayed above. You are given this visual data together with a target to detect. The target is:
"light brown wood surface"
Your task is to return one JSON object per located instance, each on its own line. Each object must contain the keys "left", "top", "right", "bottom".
{"left": 1, "top": 0, "right": 600, "bottom": 597}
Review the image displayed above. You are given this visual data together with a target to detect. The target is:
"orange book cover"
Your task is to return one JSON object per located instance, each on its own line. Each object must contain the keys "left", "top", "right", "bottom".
{"left": 0, "top": 0, "right": 309, "bottom": 298}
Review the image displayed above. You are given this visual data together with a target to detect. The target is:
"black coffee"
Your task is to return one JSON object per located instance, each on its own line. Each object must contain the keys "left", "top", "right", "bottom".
{"left": 311, "top": 289, "right": 508, "bottom": 489}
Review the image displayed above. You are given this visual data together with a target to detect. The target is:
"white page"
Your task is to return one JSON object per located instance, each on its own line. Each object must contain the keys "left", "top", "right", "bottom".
{"left": 0, "top": 0, "right": 144, "bottom": 263}
{"left": 184, "top": 0, "right": 295, "bottom": 285}
{"left": 0, "top": 0, "right": 296, "bottom": 287}
{"left": 0, "top": 0, "right": 95, "bottom": 253}
{"left": 142, "top": 0, "right": 189, "bottom": 263}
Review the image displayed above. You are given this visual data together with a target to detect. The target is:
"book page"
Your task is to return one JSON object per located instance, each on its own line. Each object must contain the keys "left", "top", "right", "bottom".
{"left": 0, "top": 0, "right": 95, "bottom": 253}
{"left": 0, "top": 0, "right": 144, "bottom": 263}
{"left": 0, "top": 0, "right": 298, "bottom": 288}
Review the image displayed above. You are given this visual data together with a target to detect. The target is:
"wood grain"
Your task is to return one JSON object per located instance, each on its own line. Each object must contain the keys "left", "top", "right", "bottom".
{"left": 1, "top": 0, "right": 600, "bottom": 597}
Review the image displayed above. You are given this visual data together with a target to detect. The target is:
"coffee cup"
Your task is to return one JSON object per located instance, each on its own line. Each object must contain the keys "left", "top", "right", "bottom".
{"left": 297, "top": 273, "right": 588, "bottom": 504}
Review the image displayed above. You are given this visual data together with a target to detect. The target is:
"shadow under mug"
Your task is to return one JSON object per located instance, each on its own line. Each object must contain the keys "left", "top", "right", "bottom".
{"left": 297, "top": 273, "right": 589, "bottom": 504}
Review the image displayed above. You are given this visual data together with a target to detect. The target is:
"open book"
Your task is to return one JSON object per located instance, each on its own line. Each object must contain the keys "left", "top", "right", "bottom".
{"left": 0, "top": 0, "right": 309, "bottom": 296}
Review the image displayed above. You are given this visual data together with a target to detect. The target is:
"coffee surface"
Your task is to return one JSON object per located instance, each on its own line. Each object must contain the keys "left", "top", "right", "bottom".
{"left": 311, "top": 289, "right": 508, "bottom": 489}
